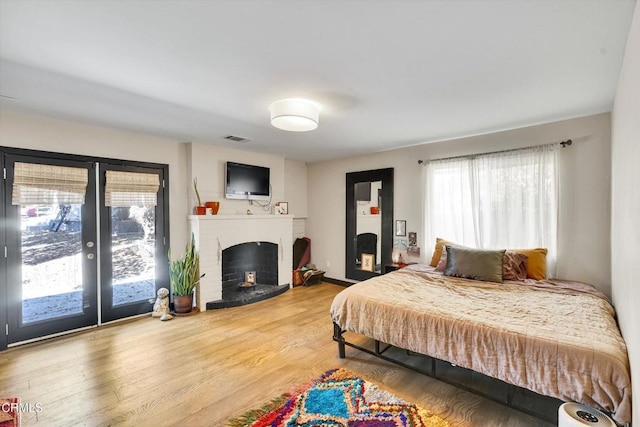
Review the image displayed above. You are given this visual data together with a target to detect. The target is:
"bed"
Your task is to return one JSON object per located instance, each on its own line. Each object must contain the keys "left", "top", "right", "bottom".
{"left": 330, "top": 263, "right": 631, "bottom": 424}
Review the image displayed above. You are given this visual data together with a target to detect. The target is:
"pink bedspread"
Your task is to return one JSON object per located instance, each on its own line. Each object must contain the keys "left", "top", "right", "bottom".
{"left": 330, "top": 264, "right": 631, "bottom": 424}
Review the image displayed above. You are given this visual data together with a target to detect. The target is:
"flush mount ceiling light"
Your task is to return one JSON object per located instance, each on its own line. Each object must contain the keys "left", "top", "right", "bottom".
{"left": 270, "top": 99, "right": 319, "bottom": 132}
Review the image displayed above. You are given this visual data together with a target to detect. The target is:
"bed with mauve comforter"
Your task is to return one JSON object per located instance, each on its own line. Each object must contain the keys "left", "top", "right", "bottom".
{"left": 330, "top": 264, "right": 631, "bottom": 424}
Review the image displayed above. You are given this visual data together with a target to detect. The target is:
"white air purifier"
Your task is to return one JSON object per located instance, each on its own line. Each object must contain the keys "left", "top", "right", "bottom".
{"left": 558, "top": 402, "right": 615, "bottom": 427}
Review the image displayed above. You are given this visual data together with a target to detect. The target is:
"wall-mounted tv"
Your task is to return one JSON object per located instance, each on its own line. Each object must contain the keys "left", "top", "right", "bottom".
{"left": 225, "top": 161, "right": 270, "bottom": 201}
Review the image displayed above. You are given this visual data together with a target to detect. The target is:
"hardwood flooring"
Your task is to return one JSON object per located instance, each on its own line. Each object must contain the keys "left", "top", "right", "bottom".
{"left": 0, "top": 283, "right": 555, "bottom": 426}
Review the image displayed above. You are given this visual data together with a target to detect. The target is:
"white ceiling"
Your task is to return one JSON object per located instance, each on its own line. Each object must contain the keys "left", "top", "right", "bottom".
{"left": 0, "top": 0, "right": 636, "bottom": 162}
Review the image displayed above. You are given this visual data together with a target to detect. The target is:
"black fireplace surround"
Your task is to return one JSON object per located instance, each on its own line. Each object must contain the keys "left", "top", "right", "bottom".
{"left": 222, "top": 241, "right": 278, "bottom": 287}
{"left": 207, "top": 241, "right": 288, "bottom": 309}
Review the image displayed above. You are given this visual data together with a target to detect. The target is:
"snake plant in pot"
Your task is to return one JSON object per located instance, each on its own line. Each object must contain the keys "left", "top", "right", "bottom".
{"left": 169, "top": 233, "right": 205, "bottom": 314}
{"left": 194, "top": 178, "right": 206, "bottom": 215}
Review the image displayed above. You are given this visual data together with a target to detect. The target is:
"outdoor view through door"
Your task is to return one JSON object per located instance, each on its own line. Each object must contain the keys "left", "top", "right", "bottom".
{"left": 21, "top": 203, "right": 86, "bottom": 324}
{"left": 0, "top": 148, "right": 169, "bottom": 348}
{"left": 13, "top": 162, "right": 91, "bottom": 326}
{"left": 110, "top": 206, "right": 156, "bottom": 307}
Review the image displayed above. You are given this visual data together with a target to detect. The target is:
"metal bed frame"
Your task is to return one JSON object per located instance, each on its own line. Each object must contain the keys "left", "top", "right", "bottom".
{"left": 333, "top": 322, "right": 563, "bottom": 424}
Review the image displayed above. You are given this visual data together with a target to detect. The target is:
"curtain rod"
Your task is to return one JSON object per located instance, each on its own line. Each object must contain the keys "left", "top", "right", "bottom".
{"left": 417, "top": 139, "right": 572, "bottom": 165}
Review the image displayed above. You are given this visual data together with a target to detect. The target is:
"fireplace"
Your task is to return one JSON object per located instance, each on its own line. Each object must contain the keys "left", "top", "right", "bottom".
{"left": 222, "top": 241, "right": 278, "bottom": 288}
{"left": 189, "top": 214, "right": 294, "bottom": 311}
{"left": 212, "top": 240, "right": 287, "bottom": 307}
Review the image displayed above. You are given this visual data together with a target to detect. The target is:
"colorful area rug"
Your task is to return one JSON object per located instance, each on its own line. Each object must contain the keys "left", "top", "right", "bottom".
{"left": 228, "top": 368, "right": 449, "bottom": 426}
{"left": 0, "top": 397, "right": 20, "bottom": 427}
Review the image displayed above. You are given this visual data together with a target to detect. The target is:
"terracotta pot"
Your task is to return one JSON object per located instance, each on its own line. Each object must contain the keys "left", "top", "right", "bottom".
{"left": 194, "top": 206, "right": 206, "bottom": 215}
{"left": 173, "top": 294, "right": 194, "bottom": 314}
{"left": 205, "top": 201, "right": 220, "bottom": 215}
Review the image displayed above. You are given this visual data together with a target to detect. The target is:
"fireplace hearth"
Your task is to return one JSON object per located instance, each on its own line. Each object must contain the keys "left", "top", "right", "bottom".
{"left": 207, "top": 283, "right": 288, "bottom": 309}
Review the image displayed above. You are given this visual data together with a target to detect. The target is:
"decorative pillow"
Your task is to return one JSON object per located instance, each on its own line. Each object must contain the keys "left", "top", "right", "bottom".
{"left": 435, "top": 242, "right": 467, "bottom": 272}
{"left": 510, "top": 248, "right": 548, "bottom": 280}
{"left": 502, "top": 251, "right": 529, "bottom": 281}
{"left": 435, "top": 249, "right": 448, "bottom": 272}
{"left": 430, "top": 237, "right": 454, "bottom": 267}
{"left": 444, "top": 246, "right": 506, "bottom": 283}
{"left": 437, "top": 246, "right": 526, "bottom": 281}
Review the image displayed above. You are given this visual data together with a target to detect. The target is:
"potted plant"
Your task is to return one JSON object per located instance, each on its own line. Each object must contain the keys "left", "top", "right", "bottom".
{"left": 169, "top": 233, "right": 205, "bottom": 314}
{"left": 194, "top": 178, "right": 206, "bottom": 215}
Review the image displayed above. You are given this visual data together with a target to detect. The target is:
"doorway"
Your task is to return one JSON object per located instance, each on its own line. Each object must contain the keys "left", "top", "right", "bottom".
{"left": 1, "top": 149, "right": 169, "bottom": 347}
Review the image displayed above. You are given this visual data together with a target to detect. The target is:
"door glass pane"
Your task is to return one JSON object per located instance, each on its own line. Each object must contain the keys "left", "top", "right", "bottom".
{"left": 111, "top": 206, "right": 156, "bottom": 306}
{"left": 21, "top": 204, "right": 84, "bottom": 324}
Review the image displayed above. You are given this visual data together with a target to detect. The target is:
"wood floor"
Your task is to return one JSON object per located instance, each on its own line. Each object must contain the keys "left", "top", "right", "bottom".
{"left": 0, "top": 283, "right": 555, "bottom": 426}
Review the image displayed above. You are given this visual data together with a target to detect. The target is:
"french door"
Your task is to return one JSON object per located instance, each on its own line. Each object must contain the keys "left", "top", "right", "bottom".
{"left": 99, "top": 163, "right": 166, "bottom": 323}
{"left": 1, "top": 150, "right": 168, "bottom": 346}
{"left": 4, "top": 155, "right": 98, "bottom": 344}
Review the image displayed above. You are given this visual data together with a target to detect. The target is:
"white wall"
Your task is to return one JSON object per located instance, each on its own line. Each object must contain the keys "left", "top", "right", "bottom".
{"left": 284, "top": 158, "right": 308, "bottom": 219}
{"left": 611, "top": 2, "right": 640, "bottom": 424}
{"left": 284, "top": 158, "right": 309, "bottom": 240}
{"left": 308, "top": 113, "right": 613, "bottom": 295}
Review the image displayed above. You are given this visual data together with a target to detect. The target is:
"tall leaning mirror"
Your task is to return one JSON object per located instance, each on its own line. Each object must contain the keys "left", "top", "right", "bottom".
{"left": 345, "top": 168, "right": 394, "bottom": 281}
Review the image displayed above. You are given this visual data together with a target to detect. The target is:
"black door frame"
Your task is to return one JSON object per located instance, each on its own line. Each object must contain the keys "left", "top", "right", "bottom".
{"left": 0, "top": 153, "right": 7, "bottom": 350}
{"left": 4, "top": 154, "right": 98, "bottom": 344}
{"left": 0, "top": 146, "right": 170, "bottom": 350}
{"left": 99, "top": 162, "right": 168, "bottom": 323}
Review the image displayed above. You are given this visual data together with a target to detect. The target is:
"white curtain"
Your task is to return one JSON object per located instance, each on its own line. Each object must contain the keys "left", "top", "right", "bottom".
{"left": 426, "top": 144, "right": 558, "bottom": 275}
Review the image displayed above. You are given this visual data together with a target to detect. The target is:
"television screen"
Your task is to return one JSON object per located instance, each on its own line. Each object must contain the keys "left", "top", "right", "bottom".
{"left": 225, "top": 162, "right": 270, "bottom": 201}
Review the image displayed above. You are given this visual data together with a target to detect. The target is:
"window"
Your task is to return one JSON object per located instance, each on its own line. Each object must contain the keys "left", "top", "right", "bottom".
{"left": 425, "top": 144, "right": 558, "bottom": 274}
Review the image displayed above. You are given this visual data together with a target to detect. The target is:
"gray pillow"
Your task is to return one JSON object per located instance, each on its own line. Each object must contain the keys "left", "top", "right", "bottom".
{"left": 444, "top": 246, "right": 506, "bottom": 283}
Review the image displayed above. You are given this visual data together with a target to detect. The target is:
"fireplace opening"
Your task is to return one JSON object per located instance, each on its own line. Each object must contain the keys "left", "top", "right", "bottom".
{"left": 222, "top": 241, "right": 278, "bottom": 288}
{"left": 210, "top": 241, "right": 288, "bottom": 309}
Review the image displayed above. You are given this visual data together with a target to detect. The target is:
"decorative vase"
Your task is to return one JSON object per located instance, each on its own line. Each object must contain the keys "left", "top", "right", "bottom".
{"left": 205, "top": 201, "right": 220, "bottom": 215}
{"left": 195, "top": 206, "right": 206, "bottom": 215}
{"left": 173, "top": 294, "right": 194, "bottom": 314}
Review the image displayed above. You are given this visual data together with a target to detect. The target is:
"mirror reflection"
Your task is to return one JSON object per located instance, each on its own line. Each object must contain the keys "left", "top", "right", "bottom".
{"left": 345, "top": 168, "right": 393, "bottom": 281}
{"left": 355, "top": 181, "right": 382, "bottom": 273}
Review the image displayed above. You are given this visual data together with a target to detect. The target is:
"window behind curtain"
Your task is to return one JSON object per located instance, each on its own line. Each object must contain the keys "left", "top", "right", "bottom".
{"left": 425, "top": 144, "right": 558, "bottom": 275}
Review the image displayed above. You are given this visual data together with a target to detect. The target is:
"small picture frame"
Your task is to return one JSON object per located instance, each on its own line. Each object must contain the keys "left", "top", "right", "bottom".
{"left": 395, "top": 220, "right": 406, "bottom": 236}
{"left": 245, "top": 271, "right": 256, "bottom": 284}
{"left": 393, "top": 238, "right": 408, "bottom": 250}
{"left": 361, "top": 253, "right": 375, "bottom": 272}
{"left": 275, "top": 202, "right": 288, "bottom": 215}
{"left": 408, "top": 232, "right": 417, "bottom": 246}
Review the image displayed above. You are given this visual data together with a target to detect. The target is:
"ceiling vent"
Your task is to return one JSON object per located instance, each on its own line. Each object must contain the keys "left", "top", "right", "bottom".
{"left": 223, "top": 135, "right": 251, "bottom": 143}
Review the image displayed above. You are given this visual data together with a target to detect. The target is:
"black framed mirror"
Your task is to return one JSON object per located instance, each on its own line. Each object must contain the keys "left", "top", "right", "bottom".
{"left": 345, "top": 168, "right": 393, "bottom": 281}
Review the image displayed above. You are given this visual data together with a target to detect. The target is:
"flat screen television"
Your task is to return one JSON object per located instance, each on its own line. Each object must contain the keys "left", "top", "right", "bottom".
{"left": 225, "top": 161, "right": 270, "bottom": 201}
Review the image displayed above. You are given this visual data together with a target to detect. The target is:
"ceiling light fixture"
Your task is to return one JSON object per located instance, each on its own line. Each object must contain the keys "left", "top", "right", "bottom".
{"left": 270, "top": 99, "right": 319, "bottom": 132}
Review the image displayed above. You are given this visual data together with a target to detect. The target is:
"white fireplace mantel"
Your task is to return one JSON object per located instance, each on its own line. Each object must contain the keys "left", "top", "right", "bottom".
{"left": 188, "top": 215, "right": 294, "bottom": 310}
